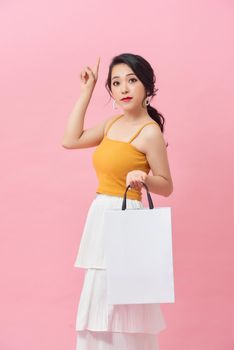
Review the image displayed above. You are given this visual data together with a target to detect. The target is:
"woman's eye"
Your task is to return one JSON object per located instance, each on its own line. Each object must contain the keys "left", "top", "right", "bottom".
{"left": 113, "top": 78, "right": 137, "bottom": 86}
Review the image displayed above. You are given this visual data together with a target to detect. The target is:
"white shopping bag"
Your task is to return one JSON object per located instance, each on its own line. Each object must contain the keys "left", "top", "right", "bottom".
{"left": 104, "top": 183, "right": 175, "bottom": 305}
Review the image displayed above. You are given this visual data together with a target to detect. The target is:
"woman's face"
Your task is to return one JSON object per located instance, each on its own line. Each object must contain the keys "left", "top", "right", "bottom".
{"left": 110, "top": 63, "right": 147, "bottom": 112}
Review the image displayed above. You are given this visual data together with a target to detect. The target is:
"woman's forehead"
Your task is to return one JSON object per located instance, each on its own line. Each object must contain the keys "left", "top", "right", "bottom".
{"left": 112, "top": 65, "right": 135, "bottom": 79}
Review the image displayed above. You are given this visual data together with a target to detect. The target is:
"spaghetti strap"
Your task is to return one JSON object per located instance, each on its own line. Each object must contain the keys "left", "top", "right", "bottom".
{"left": 128, "top": 122, "right": 158, "bottom": 143}
{"left": 105, "top": 114, "right": 124, "bottom": 135}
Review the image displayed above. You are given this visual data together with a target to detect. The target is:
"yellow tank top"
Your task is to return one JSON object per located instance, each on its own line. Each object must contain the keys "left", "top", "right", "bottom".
{"left": 92, "top": 114, "right": 157, "bottom": 201}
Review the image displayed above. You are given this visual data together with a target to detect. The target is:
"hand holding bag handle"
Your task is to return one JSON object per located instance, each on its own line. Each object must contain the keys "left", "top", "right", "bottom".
{"left": 122, "top": 182, "right": 154, "bottom": 210}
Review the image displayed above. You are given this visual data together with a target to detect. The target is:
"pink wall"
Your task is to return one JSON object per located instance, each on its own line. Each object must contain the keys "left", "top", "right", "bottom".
{"left": 0, "top": 0, "right": 233, "bottom": 349}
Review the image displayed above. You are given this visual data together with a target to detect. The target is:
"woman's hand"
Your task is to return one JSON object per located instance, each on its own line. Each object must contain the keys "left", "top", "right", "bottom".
{"left": 80, "top": 57, "right": 100, "bottom": 93}
{"left": 126, "top": 170, "right": 148, "bottom": 191}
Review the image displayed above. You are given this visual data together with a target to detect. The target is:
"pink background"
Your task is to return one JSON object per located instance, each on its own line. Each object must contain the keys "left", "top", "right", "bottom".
{"left": 1, "top": 0, "right": 233, "bottom": 349}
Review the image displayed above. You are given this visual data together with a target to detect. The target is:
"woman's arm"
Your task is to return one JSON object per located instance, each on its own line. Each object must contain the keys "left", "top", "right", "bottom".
{"left": 144, "top": 124, "right": 173, "bottom": 197}
{"left": 145, "top": 173, "right": 173, "bottom": 197}
{"left": 126, "top": 123, "right": 173, "bottom": 197}
{"left": 62, "top": 90, "right": 93, "bottom": 147}
{"left": 62, "top": 57, "right": 104, "bottom": 149}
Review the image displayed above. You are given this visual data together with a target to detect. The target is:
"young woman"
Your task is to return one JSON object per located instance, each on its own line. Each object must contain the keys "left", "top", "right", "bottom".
{"left": 62, "top": 53, "right": 173, "bottom": 350}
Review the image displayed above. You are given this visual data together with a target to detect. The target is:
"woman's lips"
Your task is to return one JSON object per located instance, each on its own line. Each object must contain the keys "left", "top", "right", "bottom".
{"left": 121, "top": 97, "right": 132, "bottom": 101}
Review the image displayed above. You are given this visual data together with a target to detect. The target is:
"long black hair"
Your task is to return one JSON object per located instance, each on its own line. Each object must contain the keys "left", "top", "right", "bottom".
{"left": 105, "top": 53, "right": 168, "bottom": 146}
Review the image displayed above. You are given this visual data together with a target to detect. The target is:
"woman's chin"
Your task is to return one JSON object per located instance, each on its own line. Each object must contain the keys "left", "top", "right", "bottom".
{"left": 122, "top": 105, "right": 141, "bottom": 113}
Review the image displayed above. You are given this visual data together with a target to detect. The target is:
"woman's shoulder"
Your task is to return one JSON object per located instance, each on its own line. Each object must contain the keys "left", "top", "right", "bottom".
{"left": 103, "top": 114, "right": 123, "bottom": 133}
{"left": 140, "top": 118, "right": 161, "bottom": 134}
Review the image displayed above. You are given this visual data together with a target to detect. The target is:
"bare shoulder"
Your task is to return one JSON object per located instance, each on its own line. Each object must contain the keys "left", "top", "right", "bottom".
{"left": 142, "top": 120, "right": 163, "bottom": 139}
{"left": 141, "top": 121, "right": 167, "bottom": 151}
{"left": 145, "top": 120, "right": 162, "bottom": 133}
{"left": 103, "top": 114, "right": 122, "bottom": 133}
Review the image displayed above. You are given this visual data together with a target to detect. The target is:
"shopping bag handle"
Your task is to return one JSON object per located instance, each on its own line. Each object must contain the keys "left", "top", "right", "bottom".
{"left": 122, "top": 181, "right": 154, "bottom": 210}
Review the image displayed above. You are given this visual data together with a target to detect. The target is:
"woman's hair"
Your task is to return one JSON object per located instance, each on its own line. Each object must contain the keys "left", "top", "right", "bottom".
{"left": 105, "top": 53, "right": 168, "bottom": 147}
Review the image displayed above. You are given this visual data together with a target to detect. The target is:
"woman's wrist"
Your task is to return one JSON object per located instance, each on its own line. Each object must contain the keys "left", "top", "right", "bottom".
{"left": 144, "top": 174, "right": 173, "bottom": 197}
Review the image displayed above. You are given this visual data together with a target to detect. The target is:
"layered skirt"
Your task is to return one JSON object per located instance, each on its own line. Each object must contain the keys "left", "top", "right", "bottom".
{"left": 73, "top": 193, "right": 167, "bottom": 349}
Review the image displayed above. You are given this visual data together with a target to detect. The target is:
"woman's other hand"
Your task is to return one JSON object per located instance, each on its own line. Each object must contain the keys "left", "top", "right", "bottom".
{"left": 126, "top": 170, "right": 148, "bottom": 191}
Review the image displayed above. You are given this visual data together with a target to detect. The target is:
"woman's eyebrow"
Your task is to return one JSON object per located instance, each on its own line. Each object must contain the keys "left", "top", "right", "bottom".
{"left": 112, "top": 73, "right": 136, "bottom": 80}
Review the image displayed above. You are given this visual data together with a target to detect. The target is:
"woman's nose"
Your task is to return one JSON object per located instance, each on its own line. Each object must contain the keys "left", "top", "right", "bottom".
{"left": 121, "top": 83, "right": 128, "bottom": 93}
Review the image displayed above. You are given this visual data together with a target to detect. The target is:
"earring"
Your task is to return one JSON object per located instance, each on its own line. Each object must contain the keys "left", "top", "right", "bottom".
{"left": 143, "top": 96, "right": 150, "bottom": 108}
{"left": 112, "top": 99, "right": 118, "bottom": 109}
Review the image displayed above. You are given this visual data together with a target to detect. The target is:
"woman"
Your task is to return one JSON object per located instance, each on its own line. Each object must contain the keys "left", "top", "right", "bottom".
{"left": 62, "top": 53, "right": 173, "bottom": 350}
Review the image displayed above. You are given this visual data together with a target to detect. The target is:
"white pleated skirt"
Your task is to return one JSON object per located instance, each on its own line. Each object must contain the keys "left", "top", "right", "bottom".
{"left": 73, "top": 193, "right": 167, "bottom": 350}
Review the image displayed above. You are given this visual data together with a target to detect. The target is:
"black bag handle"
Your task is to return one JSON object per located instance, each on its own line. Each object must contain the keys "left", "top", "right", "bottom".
{"left": 122, "top": 181, "right": 154, "bottom": 210}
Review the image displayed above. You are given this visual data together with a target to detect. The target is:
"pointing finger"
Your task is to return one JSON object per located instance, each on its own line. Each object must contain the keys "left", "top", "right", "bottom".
{"left": 94, "top": 56, "right": 100, "bottom": 75}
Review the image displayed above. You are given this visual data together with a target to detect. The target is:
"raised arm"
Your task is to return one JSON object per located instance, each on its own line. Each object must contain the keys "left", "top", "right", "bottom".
{"left": 62, "top": 57, "right": 110, "bottom": 149}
